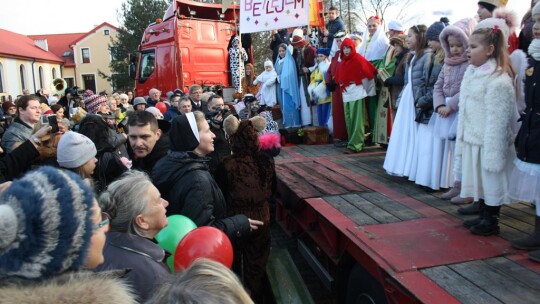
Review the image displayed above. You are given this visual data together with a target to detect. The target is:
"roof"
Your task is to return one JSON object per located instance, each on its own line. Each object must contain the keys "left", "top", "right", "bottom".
{"left": 28, "top": 33, "right": 85, "bottom": 67}
{"left": 0, "top": 28, "right": 64, "bottom": 63}
{"left": 71, "top": 22, "right": 119, "bottom": 45}
{"left": 28, "top": 22, "right": 119, "bottom": 67}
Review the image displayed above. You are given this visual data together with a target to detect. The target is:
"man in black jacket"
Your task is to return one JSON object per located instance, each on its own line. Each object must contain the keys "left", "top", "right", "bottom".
{"left": 206, "top": 95, "right": 231, "bottom": 175}
{"left": 321, "top": 7, "right": 345, "bottom": 48}
{"left": 188, "top": 84, "right": 209, "bottom": 114}
{"left": 126, "top": 111, "right": 169, "bottom": 173}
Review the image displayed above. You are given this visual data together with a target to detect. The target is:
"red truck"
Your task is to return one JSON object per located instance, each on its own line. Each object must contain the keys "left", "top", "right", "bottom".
{"left": 131, "top": 0, "right": 237, "bottom": 98}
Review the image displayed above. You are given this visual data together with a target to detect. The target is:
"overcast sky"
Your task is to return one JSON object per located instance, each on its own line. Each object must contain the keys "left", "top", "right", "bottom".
{"left": 0, "top": 0, "right": 531, "bottom": 35}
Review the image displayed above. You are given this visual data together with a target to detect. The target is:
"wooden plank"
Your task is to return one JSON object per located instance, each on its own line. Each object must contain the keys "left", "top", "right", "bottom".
{"left": 449, "top": 260, "right": 540, "bottom": 304}
{"left": 286, "top": 162, "right": 347, "bottom": 195}
{"left": 324, "top": 195, "right": 379, "bottom": 226}
{"left": 290, "top": 145, "right": 317, "bottom": 157}
{"left": 359, "top": 192, "right": 423, "bottom": 221}
{"left": 276, "top": 164, "right": 322, "bottom": 199}
{"left": 302, "top": 162, "right": 368, "bottom": 192}
{"left": 340, "top": 193, "right": 401, "bottom": 224}
{"left": 484, "top": 257, "right": 540, "bottom": 290}
{"left": 421, "top": 266, "right": 502, "bottom": 304}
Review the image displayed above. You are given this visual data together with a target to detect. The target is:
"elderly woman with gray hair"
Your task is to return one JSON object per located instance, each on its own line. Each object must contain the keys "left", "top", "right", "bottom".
{"left": 95, "top": 170, "right": 170, "bottom": 303}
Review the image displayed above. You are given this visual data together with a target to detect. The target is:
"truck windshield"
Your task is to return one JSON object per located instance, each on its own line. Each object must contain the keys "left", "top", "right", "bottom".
{"left": 139, "top": 51, "right": 156, "bottom": 82}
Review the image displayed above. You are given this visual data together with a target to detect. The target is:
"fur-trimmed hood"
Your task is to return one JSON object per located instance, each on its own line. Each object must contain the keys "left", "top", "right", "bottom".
{"left": 0, "top": 270, "right": 136, "bottom": 304}
{"left": 440, "top": 18, "right": 477, "bottom": 63}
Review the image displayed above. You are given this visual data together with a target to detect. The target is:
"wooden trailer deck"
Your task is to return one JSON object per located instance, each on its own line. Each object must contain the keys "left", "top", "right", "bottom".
{"left": 274, "top": 144, "right": 540, "bottom": 303}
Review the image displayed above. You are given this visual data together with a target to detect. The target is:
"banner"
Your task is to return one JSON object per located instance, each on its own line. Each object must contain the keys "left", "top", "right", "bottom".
{"left": 240, "top": 0, "right": 310, "bottom": 34}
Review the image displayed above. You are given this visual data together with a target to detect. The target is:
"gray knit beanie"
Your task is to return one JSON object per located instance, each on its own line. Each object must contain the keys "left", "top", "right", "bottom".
{"left": 426, "top": 20, "right": 446, "bottom": 42}
{"left": 133, "top": 97, "right": 147, "bottom": 107}
{"left": 57, "top": 131, "right": 97, "bottom": 169}
{"left": 0, "top": 166, "right": 96, "bottom": 281}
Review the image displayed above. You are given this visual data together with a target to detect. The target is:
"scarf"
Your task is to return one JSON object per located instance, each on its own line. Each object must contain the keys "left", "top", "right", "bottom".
{"left": 529, "top": 39, "right": 540, "bottom": 61}
{"left": 336, "top": 38, "right": 377, "bottom": 86}
{"left": 358, "top": 26, "right": 389, "bottom": 61}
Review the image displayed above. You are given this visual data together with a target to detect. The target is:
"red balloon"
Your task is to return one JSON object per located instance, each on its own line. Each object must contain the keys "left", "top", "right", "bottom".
{"left": 174, "top": 226, "right": 233, "bottom": 271}
{"left": 155, "top": 102, "right": 167, "bottom": 114}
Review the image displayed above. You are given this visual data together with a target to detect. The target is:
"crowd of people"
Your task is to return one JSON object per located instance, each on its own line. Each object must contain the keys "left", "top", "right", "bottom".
{"left": 1, "top": 0, "right": 540, "bottom": 302}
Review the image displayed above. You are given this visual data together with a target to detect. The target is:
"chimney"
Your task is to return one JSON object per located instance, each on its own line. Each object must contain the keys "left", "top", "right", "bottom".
{"left": 34, "top": 39, "right": 49, "bottom": 52}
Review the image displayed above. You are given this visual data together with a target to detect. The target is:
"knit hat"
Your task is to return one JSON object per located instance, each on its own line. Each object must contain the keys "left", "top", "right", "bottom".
{"left": 264, "top": 58, "right": 274, "bottom": 68}
{"left": 146, "top": 106, "right": 164, "bottom": 120}
{"left": 170, "top": 112, "right": 200, "bottom": 151}
{"left": 426, "top": 19, "right": 446, "bottom": 42}
{"left": 0, "top": 166, "right": 95, "bottom": 281}
{"left": 290, "top": 28, "right": 307, "bottom": 47}
{"left": 57, "top": 131, "right": 97, "bottom": 169}
{"left": 475, "top": 17, "right": 510, "bottom": 37}
{"left": 388, "top": 20, "right": 404, "bottom": 32}
{"left": 2, "top": 101, "right": 15, "bottom": 113}
{"left": 535, "top": 2, "right": 540, "bottom": 16}
{"left": 478, "top": 0, "right": 508, "bottom": 11}
{"left": 84, "top": 94, "right": 107, "bottom": 114}
{"left": 317, "top": 48, "right": 331, "bottom": 57}
{"left": 133, "top": 97, "right": 147, "bottom": 107}
{"left": 40, "top": 103, "right": 53, "bottom": 115}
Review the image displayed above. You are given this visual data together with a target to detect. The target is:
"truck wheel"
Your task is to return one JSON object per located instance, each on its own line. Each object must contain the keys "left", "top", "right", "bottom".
{"left": 346, "top": 264, "right": 387, "bottom": 304}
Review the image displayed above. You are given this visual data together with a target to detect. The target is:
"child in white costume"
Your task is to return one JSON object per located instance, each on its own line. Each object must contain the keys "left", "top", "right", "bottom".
{"left": 455, "top": 17, "right": 517, "bottom": 236}
{"left": 254, "top": 59, "right": 278, "bottom": 108}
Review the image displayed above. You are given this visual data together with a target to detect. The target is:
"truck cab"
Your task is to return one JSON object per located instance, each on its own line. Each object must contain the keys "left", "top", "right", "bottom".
{"left": 133, "top": 0, "right": 237, "bottom": 97}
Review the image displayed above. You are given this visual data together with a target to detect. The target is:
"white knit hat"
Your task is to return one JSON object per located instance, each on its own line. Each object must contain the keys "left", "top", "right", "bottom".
{"left": 388, "top": 20, "right": 404, "bottom": 32}
{"left": 57, "top": 131, "right": 97, "bottom": 169}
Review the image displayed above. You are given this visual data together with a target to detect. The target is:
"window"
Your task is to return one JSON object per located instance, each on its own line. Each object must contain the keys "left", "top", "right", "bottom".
{"left": 0, "top": 63, "right": 4, "bottom": 93}
{"left": 52, "top": 67, "right": 57, "bottom": 79}
{"left": 65, "top": 77, "right": 74, "bottom": 88}
{"left": 104, "top": 29, "right": 110, "bottom": 35}
{"left": 63, "top": 50, "right": 71, "bottom": 57}
{"left": 38, "top": 66, "right": 44, "bottom": 89}
{"left": 82, "top": 48, "right": 90, "bottom": 63}
{"left": 110, "top": 46, "right": 120, "bottom": 61}
{"left": 139, "top": 50, "right": 156, "bottom": 82}
{"left": 19, "top": 64, "right": 26, "bottom": 91}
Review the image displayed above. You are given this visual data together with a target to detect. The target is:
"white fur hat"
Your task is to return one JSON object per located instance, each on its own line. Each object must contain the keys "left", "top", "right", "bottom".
{"left": 264, "top": 58, "right": 273, "bottom": 68}
{"left": 534, "top": 2, "right": 540, "bottom": 16}
{"left": 475, "top": 17, "right": 510, "bottom": 37}
{"left": 291, "top": 28, "right": 304, "bottom": 39}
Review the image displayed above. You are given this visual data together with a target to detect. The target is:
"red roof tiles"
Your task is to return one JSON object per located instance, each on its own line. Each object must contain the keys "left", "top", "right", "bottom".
{"left": 0, "top": 29, "right": 63, "bottom": 63}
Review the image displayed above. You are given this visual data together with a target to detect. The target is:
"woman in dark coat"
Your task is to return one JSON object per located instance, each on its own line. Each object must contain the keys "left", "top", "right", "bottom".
{"left": 95, "top": 170, "right": 170, "bottom": 302}
{"left": 215, "top": 115, "right": 276, "bottom": 303}
{"left": 151, "top": 112, "right": 262, "bottom": 243}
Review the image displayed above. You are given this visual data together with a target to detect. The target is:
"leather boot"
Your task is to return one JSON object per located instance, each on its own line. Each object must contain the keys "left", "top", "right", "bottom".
{"left": 470, "top": 205, "right": 500, "bottom": 236}
{"left": 451, "top": 196, "right": 474, "bottom": 205}
{"left": 529, "top": 249, "right": 540, "bottom": 262}
{"left": 511, "top": 216, "right": 540, "bottom": 250}
{"left": 441, "top": 181, "right": 461, "bottom": 200}
{"left": 463, "top": 200, "right": 486, "bottom": 228}
{"left": 458, "top": 199, "right": 483, "bottom": 215}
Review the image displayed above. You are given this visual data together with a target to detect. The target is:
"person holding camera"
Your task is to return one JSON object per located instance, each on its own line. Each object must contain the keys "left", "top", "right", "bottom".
{"left": 0, "top": 101, "right": 16, "bottom": 139}
{"left": 206, "top": 95, "right": 232, "bottom": 175}
{"left": 58, "top": 87, "right": 80, "bottom": 119}
{"left": 2, "top": 95, "right": 42, "bottom": 153}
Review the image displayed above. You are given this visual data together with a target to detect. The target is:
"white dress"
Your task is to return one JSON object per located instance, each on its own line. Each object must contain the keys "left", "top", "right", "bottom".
{"left": 383, "top": 59, "right": 418, "bottom": 176}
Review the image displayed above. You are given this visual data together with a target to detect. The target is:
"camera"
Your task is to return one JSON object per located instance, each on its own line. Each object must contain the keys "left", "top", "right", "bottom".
{"left": 0, "top": 115, "right": 13, "bottom": 127}
{"left": 206, "top": 106, "right": 233, "bottom": 126}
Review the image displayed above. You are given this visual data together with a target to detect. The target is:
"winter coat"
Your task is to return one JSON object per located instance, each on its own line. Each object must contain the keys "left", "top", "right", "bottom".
{"left": 415, "top": 51, "right": 444, "bottom": 124}
{"left": 129, "top": 135, "right": 169, "bottom": 174}
{"left": 455, "top": 59, "right": 515, "bottom": 172}
{"left": 385, "top": 48, "right": 409, "bottom": 108}
{"left": 433, "top": 62, "right": 468, "bottom": 113}
{"left": 0, "top": 140, "right": 39, "bottom": 183}
{"left": 151, "top": 151, "right": 251, "bottom": 243}
{"left": 163, "top": 106, "right": 180, "bottom": 122}
{"left": 516, "top": 59, "right": 540, "bottom": 163}
{"left": 0, "top": 271, "right": 135, "bottom": 304}
{"left": 95, "top": 232, "right": 169, "bottom": 303}
{"left": 396, "top": 49, "right": 432, "bottom": 109}
{"left": 322, "top": 17, "right": 346, "bottom": 48}
{"left": 1, "top": 119, "right": 33, "bottom": 153}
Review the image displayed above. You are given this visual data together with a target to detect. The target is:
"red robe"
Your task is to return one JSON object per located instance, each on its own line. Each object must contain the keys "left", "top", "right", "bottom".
{"left": 327, "top": 51, "right": 348, "bottom": 140}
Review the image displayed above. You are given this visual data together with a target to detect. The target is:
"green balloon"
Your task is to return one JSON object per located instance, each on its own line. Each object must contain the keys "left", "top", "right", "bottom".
{"left": 166, "top": 256, "right": 175, "bottom": 272}
{"left": 155, "top": 215, "right": 197, "bottom": 255}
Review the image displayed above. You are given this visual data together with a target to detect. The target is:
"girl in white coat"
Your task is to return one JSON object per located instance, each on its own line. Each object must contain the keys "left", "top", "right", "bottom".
{"left": 455, "top": 18, "right": 517, "bottom": 236}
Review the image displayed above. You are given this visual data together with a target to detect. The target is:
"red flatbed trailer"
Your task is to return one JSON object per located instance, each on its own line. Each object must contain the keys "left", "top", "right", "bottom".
{"left": 274, "top": 144, "right": 540, "bottom": 303}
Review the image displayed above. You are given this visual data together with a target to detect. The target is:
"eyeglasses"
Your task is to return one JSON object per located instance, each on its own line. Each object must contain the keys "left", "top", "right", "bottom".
{"left": 96, "top": 212, "right": 111, "bottom": 229}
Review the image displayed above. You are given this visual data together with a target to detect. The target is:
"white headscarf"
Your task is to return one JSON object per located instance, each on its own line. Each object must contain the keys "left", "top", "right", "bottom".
{"left": 358, "top": 23, "right": 389, "bottom": 61}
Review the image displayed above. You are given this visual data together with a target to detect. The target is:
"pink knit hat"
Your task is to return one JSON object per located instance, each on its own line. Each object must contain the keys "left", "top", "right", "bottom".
{"left": 83, "top": 94, "right": 107, "bottom": 114}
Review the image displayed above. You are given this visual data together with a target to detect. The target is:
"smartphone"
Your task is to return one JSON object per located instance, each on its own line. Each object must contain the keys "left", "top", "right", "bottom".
{"left": 40, "top": 114, "right": 49, "bottom": 125}
{"left": 48, "top": 115, "right": 59, "bottom": 133}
